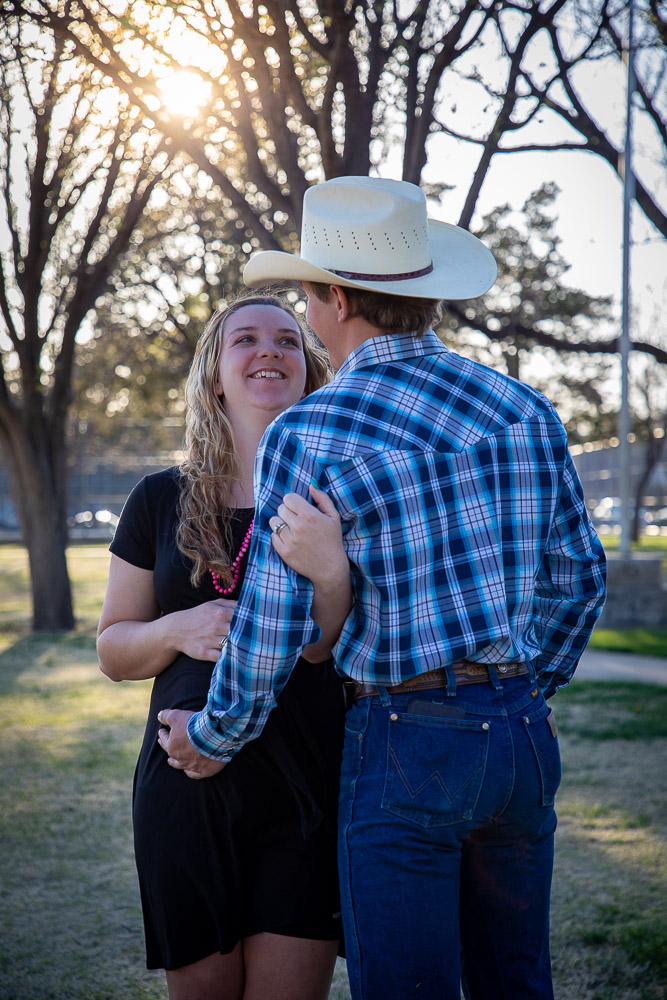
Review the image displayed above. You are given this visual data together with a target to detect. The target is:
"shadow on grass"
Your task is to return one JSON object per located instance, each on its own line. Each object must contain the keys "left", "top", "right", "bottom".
{"left": 0, "top": 651, "right": 162, "bottom": 1000}
{"left": 554, "top": 802, "right": 667, "bottom": 994}
{"left": 0, "top": 632, "right": 98, "bottom": 695}
{"left": 580, "top": 906, "right": 667, "bottom": 979}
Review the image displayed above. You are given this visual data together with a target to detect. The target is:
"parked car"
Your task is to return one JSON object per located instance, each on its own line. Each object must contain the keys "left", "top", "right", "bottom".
{"left": 67, "top": 509, "right": 119, "bottom": 538}
{"left": 592, "top": 497, "right": 622, "bottom": 525}
{"left": 644, "top": 507, "right": 667, "bottom": 527}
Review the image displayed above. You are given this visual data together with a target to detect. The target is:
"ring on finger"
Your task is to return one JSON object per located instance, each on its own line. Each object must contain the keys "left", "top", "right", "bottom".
{"left": 218, "top": 635, "right": 228, "bottom": 650}
{"left": 272, "top": 521, "right": 288, "bottom": 538}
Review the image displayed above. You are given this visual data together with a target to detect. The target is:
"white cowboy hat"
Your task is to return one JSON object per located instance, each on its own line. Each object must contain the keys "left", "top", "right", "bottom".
{"left": 243, "top": 176, "right": 496, "bottom": 300}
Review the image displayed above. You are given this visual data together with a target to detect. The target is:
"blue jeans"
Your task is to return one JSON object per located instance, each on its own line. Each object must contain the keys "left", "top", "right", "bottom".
{"left": 338, "top": 676, "right": 560, "bottom": 1000}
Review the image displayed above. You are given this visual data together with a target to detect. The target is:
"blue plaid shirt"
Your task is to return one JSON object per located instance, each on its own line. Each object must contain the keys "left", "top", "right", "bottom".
{"left": 188, "top": 330, "right": 606, "bottom": 760}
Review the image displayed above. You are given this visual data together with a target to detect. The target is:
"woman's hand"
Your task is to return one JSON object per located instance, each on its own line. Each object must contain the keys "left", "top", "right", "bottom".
{"left": 269, "top": 485, "right": 347, "bottom": 588}
{"left": 157, "top": 709, "right": 226, "bottom": 779}
{"left": 269, "top": 484, "right": 352, "bottom": 662}
{"left": 98, "top": 553, "right": 238, "bottom": 681}
{"left": 162, "top": 598, "right": 238, "bottom": 663}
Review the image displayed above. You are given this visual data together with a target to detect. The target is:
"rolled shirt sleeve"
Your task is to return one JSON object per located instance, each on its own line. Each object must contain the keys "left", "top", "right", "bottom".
{"left": 187, "top": 424, "right": 322, "bottom": 760}
{"left": 531, "top": 449, "right": 607, "bottom": 698}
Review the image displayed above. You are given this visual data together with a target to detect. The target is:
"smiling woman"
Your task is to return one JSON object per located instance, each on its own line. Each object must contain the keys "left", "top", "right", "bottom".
{"left": 214, "top": 304, "right": 309, "bottom": 434}
{"left": 95, "top": 292, "right": 351, "bottom": 1000}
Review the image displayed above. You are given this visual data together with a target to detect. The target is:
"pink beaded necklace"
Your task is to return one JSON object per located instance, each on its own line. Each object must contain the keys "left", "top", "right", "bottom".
{"left": 209, "top": 517, "right": 255, "bottom": 595}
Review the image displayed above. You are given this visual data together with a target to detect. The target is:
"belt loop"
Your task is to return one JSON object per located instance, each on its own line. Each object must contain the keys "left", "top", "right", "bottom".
{"left": 376, "top": 685, "right": 391, "bottom": 706}
{"left": 445, "top": 662, "right": 457, "bottom": 697}
{"left": 486, "top": 663, "right": 503, "bottom": 690}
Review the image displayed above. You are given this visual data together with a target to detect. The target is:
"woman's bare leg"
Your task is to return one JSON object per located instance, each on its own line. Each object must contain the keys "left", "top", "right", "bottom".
{"left": 243, "top": 933, "right": 338, "bottom": 1000}
{"left": 165, "top": 944, "right": 245, "bottom": 1000}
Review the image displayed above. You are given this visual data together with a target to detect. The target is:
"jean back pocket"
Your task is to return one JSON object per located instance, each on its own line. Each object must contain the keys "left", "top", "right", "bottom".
{"left": 382, "top": 712, "right": 490, "bottom": 829}
{"left": 522, "top": 705, "right": 561, "bottom": 806}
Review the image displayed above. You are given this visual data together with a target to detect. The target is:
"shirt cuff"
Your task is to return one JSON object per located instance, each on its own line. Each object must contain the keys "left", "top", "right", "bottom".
{"left": 186, "top": 709, "right": 243, "bottom": 763}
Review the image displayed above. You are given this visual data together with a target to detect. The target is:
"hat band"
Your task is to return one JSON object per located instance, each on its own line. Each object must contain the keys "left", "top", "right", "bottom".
{"left": 332, "top": 262, "right": 434, "bottom": 282}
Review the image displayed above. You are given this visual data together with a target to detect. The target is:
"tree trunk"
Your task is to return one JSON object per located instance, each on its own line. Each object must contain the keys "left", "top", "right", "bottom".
{"left": 505, "top": 345, "right": 521, "bottom": 381}
{"left": 1, "top": 420, "right": 74, "bottom": 631}
{"left": 24, "top": 489, "right": 74, "bottom": 632}
{"left": 632, "top": 430, "right": 666, "bottom": 543}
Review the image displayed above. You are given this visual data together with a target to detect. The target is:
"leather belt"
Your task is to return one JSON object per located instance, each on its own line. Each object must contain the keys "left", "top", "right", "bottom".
{"left": 347, "top": 661, "right": 529, "bottom": 703}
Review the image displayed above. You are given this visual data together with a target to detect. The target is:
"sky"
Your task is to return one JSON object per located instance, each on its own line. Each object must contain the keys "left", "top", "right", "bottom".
{"left": 462, "top": 143, "right": 665, "bottom": 331}
{"left": 420, "top": 29, "right": 667, "bottom": 341}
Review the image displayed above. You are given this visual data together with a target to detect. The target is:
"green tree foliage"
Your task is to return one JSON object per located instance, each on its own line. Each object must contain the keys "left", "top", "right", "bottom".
{"left": 8, "top": 2, "right": 664, "bottom": 365}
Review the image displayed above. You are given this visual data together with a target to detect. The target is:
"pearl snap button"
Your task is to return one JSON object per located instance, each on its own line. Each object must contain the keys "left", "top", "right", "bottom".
{"left": 482, "top": 722, "right": 490, "bottom": 731}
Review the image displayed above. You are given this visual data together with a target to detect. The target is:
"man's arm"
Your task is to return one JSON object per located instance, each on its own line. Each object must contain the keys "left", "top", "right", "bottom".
{"left": 172, "top": 422, "right": 322, "bottom": 769}
{"left": 531, "top": 448, "right": 607, "bottom": 698}
{"left": 270, "top": 485, "right": 352, "bottom": 662}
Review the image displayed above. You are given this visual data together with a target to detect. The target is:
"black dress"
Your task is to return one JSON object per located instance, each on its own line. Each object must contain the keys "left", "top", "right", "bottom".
{"left": 110, "top": 468, "right": 345, "bottom": 971}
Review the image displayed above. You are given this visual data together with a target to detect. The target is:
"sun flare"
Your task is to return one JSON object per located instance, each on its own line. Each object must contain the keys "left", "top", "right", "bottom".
{"left": 157, "top": 70, "right": 212, "bottom": 117}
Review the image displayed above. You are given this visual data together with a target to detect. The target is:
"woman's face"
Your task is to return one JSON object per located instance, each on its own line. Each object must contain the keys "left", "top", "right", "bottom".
{"left": 215, "top": 304, "right": 308, "bottom": 425}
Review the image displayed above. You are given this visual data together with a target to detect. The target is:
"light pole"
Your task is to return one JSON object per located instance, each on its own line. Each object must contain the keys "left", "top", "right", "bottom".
{"left": 619, "top": 0, "right": 636, "bottom": 559}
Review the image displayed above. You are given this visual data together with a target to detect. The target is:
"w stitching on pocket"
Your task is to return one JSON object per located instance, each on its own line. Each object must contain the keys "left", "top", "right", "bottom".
{"left": 382, "top": 715, "right": 490, "bottom": 829}
{"left": 388, "top": 743, "right": 487, "bottom": 804}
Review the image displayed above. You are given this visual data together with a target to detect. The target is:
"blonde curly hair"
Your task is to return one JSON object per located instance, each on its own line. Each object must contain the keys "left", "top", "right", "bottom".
{"left": 176, "top": 292, "right": 331, "bottom": 588}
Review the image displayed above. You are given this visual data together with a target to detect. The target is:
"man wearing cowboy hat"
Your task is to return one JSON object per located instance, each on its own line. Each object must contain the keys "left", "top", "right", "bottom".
{"left": 161, "top": 176, "right": 606, "bottom": 999}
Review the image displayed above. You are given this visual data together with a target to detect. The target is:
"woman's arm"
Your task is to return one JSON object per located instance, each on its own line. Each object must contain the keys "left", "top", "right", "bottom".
{"left": 270, "top": 485, "right": 352, "bottom": 662}
{"left": 97, "top": 554, "right": 237, "bottom": 681}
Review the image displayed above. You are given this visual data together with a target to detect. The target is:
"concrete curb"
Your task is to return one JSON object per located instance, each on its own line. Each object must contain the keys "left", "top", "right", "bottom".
{"left": 573, "top": 649, "right": 667, "bottom": 686}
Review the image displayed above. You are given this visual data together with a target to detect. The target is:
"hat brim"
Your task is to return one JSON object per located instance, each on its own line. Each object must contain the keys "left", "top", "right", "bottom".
{"left": 243, "top": 220, "right": 497, "bottom": 300}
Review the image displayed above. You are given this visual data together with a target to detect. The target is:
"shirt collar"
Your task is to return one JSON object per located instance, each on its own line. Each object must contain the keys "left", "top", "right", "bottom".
{"left": 334, "top": 329, "right": 448, "bottom": 379}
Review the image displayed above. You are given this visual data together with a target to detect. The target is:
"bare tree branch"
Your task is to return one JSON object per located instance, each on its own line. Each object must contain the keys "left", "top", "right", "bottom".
{"left": 447, "top": 302, "right": 667, "bottom": 366}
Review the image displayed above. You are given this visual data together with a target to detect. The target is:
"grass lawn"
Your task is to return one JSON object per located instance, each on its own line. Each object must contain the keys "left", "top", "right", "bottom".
{"left": 588, "top": 629, "right": 667, "bottom": 658}
{"left": 0, "top": 545, "right": 665, "bottom": 999}
{"left": 599, "top": 533, "right": 667, "bottom": 555}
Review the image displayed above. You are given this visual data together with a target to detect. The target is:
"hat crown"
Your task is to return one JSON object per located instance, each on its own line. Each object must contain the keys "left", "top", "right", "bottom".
{"left": 243, "top": 174, "right": 497, "bottom": 300}
{"left": 300, "top": 177, "right": 432, "bottom": 276}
